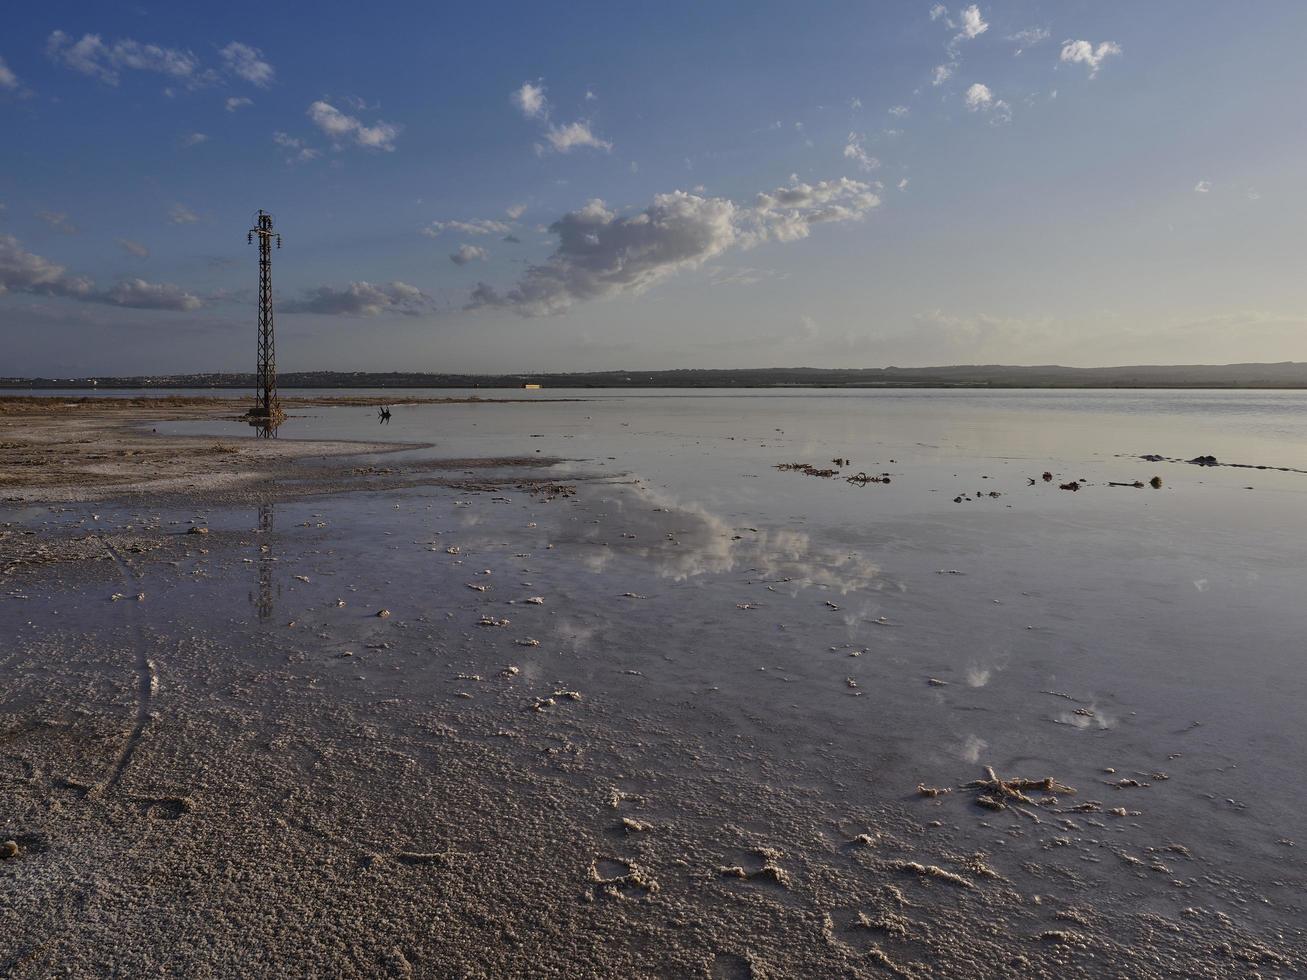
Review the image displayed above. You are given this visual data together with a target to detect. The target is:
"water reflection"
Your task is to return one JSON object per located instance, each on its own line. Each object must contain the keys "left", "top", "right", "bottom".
{"left": 249, "top": 501, "right": 279, "bottom": 621}
{"left": 579, "top": 483, "right": 881, "bottom": 593}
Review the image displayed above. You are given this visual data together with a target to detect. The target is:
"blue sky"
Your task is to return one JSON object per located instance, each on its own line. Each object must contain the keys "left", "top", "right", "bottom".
{"left": 3, "top": 1, "right": 1306, "bottom": 375}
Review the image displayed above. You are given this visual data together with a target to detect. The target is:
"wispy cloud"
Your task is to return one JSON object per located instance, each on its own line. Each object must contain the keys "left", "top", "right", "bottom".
{"left": 225, "top": 96, "right": 253, "bottom": 112}
{"left": 842, "top": 133, "right": 879, "bottom": 172}
{"left": 307, "top": 100, "right": 401, "bottom": 151}
{"left": 219, "top": 42, "right": 274, "bottom": 87}
{"left": 169, "top": 203, "right": 200, "bottom": 225}
{"left": 117, "top": 238, "right": 149, "bottom": 258}
{"left": 1194, "top": 180, "right": 1212, "bottom": 194}
{"left": 422, "top": 219, "right": 511, "bottom": 237}
{"left": 511, "top": 80, "right": 611, "bottom": 154}
{"left": 0, "top": 56, "right": 20, "bottom": 91}
{"left": 1008, "top": 27, "right": 1050, "bottom": 55}
{"left": 45, "top": 30, "right": 202, "bottom": 86}
{"left": 272, "top": 131, "right": 320, "bottom": 162}
{"left": 178, "top": 132, "right": 208, "bottom": 148}
{"left": 36, "top": 211, "right": 77, "bottom": 234}
{"left": 539, "top": 120, "right": 612, "bottom": 154}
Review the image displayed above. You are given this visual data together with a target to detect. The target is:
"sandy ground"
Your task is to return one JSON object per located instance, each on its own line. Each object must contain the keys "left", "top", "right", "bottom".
{"left": 2, "top": 399, "right": 1303, "bottom": 977}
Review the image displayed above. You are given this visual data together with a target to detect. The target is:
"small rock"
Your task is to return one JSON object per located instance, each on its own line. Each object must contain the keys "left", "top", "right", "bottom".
{"left": 0, "top": 840, "right": 18, "bottom": 859}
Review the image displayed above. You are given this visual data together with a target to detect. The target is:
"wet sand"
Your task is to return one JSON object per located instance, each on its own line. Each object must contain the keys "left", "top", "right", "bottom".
{"left": 2, "top": 396, "right": 1305, "bottom": 977}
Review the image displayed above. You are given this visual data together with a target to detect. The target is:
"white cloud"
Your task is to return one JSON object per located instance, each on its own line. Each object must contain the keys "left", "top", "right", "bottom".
{"left": 468, "top": 175, "right": 878, "bottom": 316}
{"left": 169, "top": 203, "right": 199, "bottom": 224}
{"left": 219, "top": 42, "right": 274, "bottom": 87}
{"left": 117, "top": 238, "right": 149, "bottom": 258}
{"left": 584, "top": 88, "right": 597, "bottom": 102}
{"left": 307, "top": 100, "right": 400, "bottom": 151}
{"left": 1059, "top": 39, "right": 1122, "bottom": 78}
{"left": 423, "top": 218, "right": 511, "bottom": 237}
{"left": 450, "top": 244, "right": 490, "bottom": 265}
{"left": 964, "top": 82, "right": 993, "bottom": 110}
{"left": 225, "top": 96, "right": 252, "bottom": 111}
{"left": 1194, "top": 180, "right": 1211, "bottom": 194}
{"left": 283, "top": 280, "right": 431, "bottom": 316}
{"left": 849, "top": 97, "right": 863, "bottom": 110}
{"left": 512, "top": 81, "right": 548, "bottom": 119}
{"left": 1247, "top": 187, "right": 1261, "bottom": 201}
{"left": 1008, "top": 27, "right": 1050, "bottom": 54}
{"left": 898, "top": 178, "right": 910, "bottom": 191}
{"left": 272, "top": 131, "right": 320, "bottom": 162}
{"left": 929, "top": 4, "right": 947, "bottom": 21}
{"left": 102, "top": 278, "right": 202, "bottom": 310}
{"left": 842, "top": 132, "right": 879, "bottom": 172}
{"left": 0, "top": 234, "right": 92, "bottom": 297}
{"left": 889, "top": 105, "right": 909, "bottom": 118}
{"left": 178, "top": 132, "right": 208, "bottom": 148}
{"left": 0, "top": 56, "right": 19, "bottom": 90}
{"left": 1, "top": 234, "right": 200, "bottom": 309}
{"left": 540, "top": 120, "right": 612, "bottom": 154}
{"left": 45, "top": 31, "right": 201, "bottom": 86}
{"left": 958, "top": 5, "right": 988, "bottom": 39}
{"left": 506, "top": 203, "right": 527, "bottom": 219}
{"left": 932, "top": 63, "right": 954, "bottom": 86}
{"left": 36, "top": 211, "right": 77, "bottom": 234}
{"left": 964, "top": 83, "right": 1011, "bottom": 122}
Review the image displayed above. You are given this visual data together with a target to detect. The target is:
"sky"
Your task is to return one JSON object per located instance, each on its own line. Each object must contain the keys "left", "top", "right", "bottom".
{"left": 3, "top": 1, "right": 1307, "bottom": 376}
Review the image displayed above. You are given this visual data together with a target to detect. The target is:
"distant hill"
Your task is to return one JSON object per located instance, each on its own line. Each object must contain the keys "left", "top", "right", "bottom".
{"left": 5, "top": 363, "right": 1307, "bottom": 390}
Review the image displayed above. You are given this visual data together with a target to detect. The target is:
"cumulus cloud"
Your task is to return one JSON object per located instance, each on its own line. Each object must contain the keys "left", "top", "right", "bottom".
{"left": 422, "top": 218, "right": 510, "bottom": 237}
{"left": 307, "top": 100, "right": 401, "bottom": 151}
{"left": 450, "top": 244, "right": 489, "bottom": 265}
{"left": 842, "top": 132, "right": 879, "bottom": 172}
{"left": 45, "top": 30, "right": 201, "bottom": 86}
{"left": 168, "top": 203, "right": 199, "bottom": 224}
{"left": 0, "top": 56, "right": 19, "bottom": 90}
{"left": 282, "top": 280, "right": 432, "bottom": 316}
{"left": 512, "top": 81, "right": 548, "bottom": 119}
{"left": 1059, "top": 39, "right": 1121, "bottom": 78}
{"left": 220, "top": 42, "right": 274, "bottom": 87}
{"left": 1194, "top": 180, "right": 1212, "bottom": 194}
{"left": 958, "top": 5, "right": 988, "bottom": 39}
{"left": 117, "top": 238, "right": 149, "bottom": 258}
{"left": 468, "top": 175, "right": 878, "bottom": 316}
{"left": 888, "top": 105, "right": 909, "bottom": 118}
{"left": 929, "top": 4, "right": 947, "bottom": 21}
{"left": 964, "top": 82, "right": 993, "bottom": 110}
{"left": 178, "top": 131, "right": 208, "bottom": 148}
{"left": 36, "top": 211, "right": 77, "bottom": 234}
{"left": 898, "top": 178, "right": 910, "bottom": 191}
{"left": 272, "top": 131, "right": 320, "bottom": 162}
{"left": 506, "top": 203, "right": 527, "bottom": 219}
{"left": 0, "top": 234, "right": 92, "bottom": 297}
{"left": 540, "top": 120, "right": 611, "bottom": 154}
{"left": 964, "top": 82, "right": 1010, "bottom": 121}
{"left": 932, "top": 63, "right": 954, "bottom": 86}
{"left": 0, "top": 234, "right": 200, "bottom": 309}
{"left": 225, "top": 96, "right": 253, "bottom": 112}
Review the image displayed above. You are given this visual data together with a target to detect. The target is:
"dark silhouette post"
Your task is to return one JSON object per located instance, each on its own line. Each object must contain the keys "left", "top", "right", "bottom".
{"left": 247, "top": 210, "right": 285, "bottom": 436}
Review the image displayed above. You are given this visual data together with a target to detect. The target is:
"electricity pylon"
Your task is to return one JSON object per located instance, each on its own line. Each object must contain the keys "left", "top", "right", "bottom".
{"left": 247, "top": 209, "right": 285, "bottom": 436}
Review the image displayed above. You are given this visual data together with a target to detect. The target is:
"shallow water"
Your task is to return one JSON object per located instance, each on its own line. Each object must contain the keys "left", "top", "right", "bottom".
{"left": 10, "top": 388, "right": 1307, "bottom": 953}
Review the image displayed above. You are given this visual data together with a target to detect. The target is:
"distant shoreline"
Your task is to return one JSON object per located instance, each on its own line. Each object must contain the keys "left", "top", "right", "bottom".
{"left": 5, "top": 362, "right": 1307, "bottom": 390}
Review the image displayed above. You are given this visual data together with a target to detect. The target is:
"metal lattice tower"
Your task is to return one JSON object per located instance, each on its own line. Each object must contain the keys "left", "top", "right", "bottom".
{"left": 247, "top": 210, "right": 284, "bottom": 435}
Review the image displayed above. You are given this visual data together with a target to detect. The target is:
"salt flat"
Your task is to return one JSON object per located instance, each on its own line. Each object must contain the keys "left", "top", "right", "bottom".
{"left": 2, "top": 389, "right": 1304, "bottom": 976}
